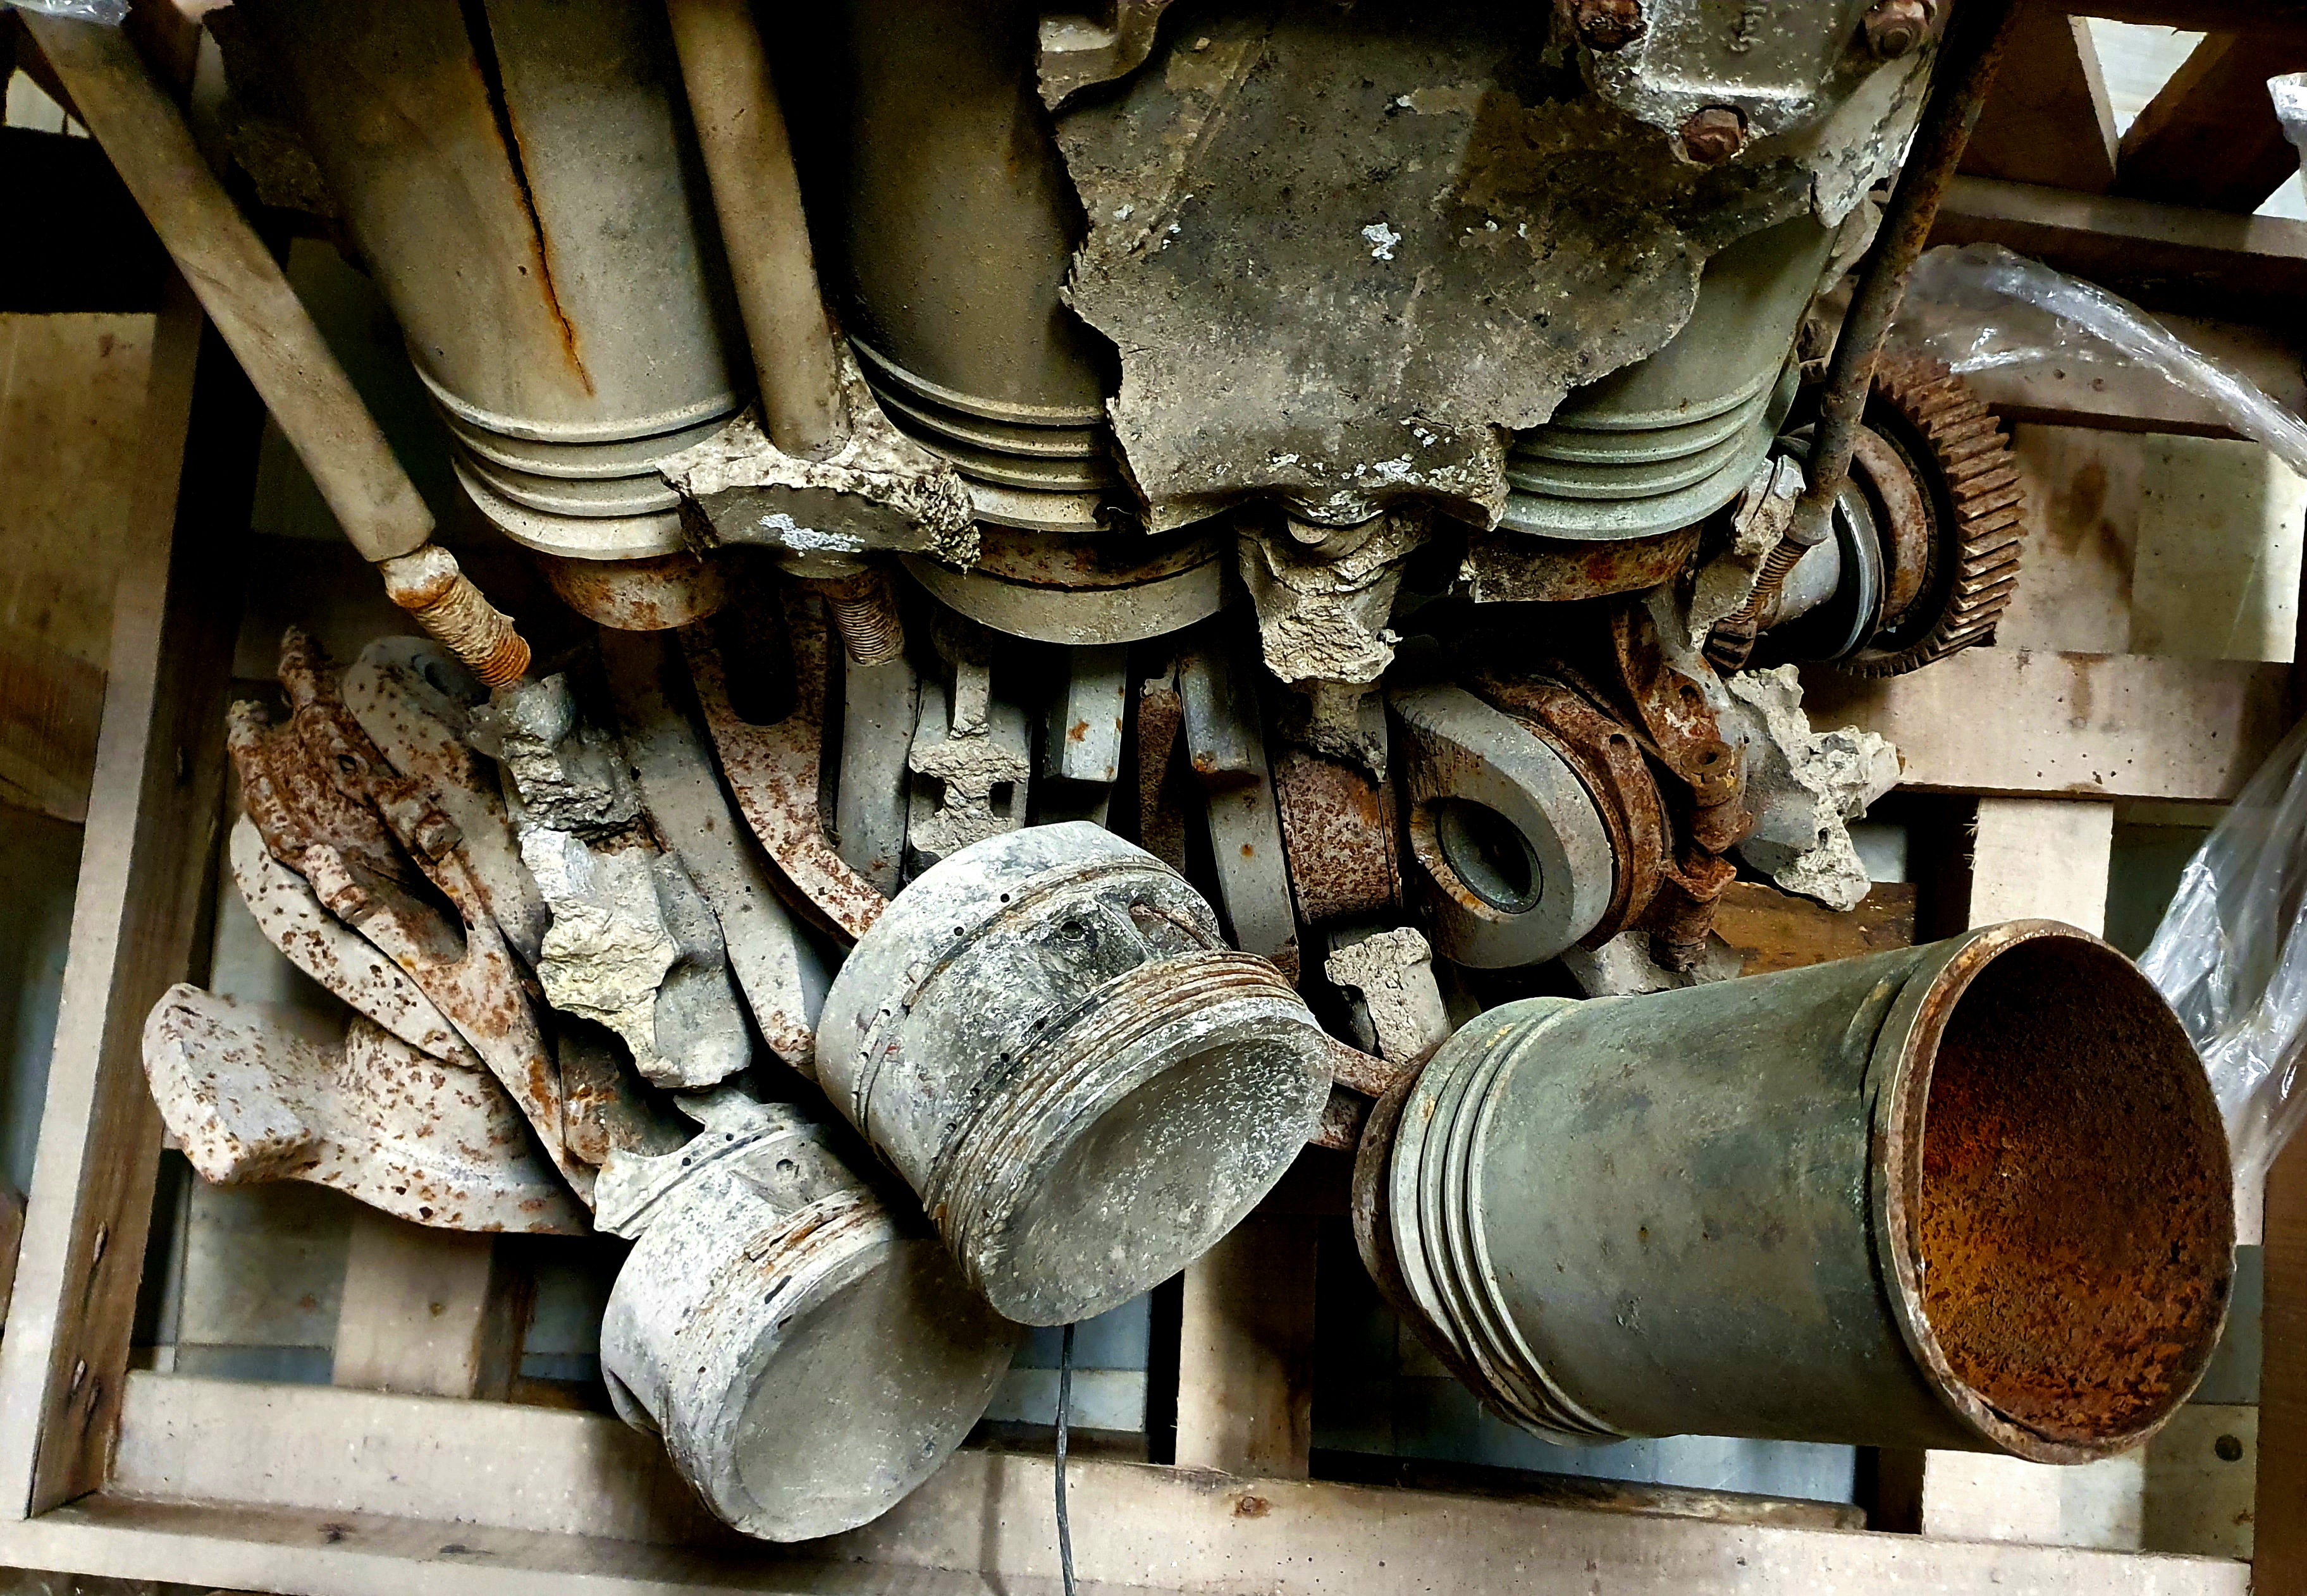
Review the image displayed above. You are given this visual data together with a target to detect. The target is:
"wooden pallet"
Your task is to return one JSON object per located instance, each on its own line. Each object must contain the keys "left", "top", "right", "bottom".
{"left": 3, "top": 2, "right": 2304, "bottom": 1590}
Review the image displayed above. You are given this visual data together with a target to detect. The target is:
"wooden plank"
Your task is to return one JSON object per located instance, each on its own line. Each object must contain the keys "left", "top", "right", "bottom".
{"left": 1173, "top": 1215, "right": 1317, "bottom": 1479}
{"left": 1962, "top": 6, "right": 2118, "bottom": 193}
{"left": 109, "top": 1374, "right": 718, "bottom": 1547}
{"left": 329, "top": 1215, "right": 525, "bottom": 1403}
{"left": 2115, "top": 34, "right": 2307, "bottom": 215}
{"left": 0, "top": 623, "right": 105, "bottom": 826}
{"left": 1968, "top": 797, "right": 2116, "bottom": 930}
{"left": 2055, "top": 1, "right": 2307, "bottom": 49}
{"left": 2260, "top": 1133, "right": 2307, "bottom": 1593}
{"left": 2141, "top": 1406, "right": 2256, "bottom": 1561}
{"left": 85, "top": 1375, "right": 2257, "bottom": 1594}
{"left": 0, "top": 1185, "right": 22, "bottom": 1337}
{"left": 0, "top": 312, "right": 158, "bottom": 685}
{"left": 0, "top": 275, "right": 261, "bottom": 1520}
{"left": 1929, "top": 176, "right": 2307, "bottom": 322}
{"left": 1712, "top": 881, "right": 1919, "bottom": 976}
{"left": 1799, "top": 649, "right": 2289, "bottom": 803}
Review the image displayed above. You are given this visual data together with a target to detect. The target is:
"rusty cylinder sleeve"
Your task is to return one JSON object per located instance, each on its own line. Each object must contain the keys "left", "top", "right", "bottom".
{"left": 1355, "top": 920, "right": 2234, "bottom": 1461}
{"left": 597, "top": 1097, "right": 1020, "bottom": 1542}
{"left": 237, "top": 0, "right": 750, "bottom": 563}
{"left": 804, "top": 0, "right": 1119, "bottom": 532}
{"left": 815, "top": 822, "right": 1334, "bottom": 1325}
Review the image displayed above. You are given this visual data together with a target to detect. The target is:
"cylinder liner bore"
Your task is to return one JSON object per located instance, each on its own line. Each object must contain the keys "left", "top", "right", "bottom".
{"left": 598, "top": 1105, "right": 1019, "bottom": 1541}
{"left": 1357, "top": 920, "right": 2233, "bottom": 1459}
{"left": 816, "top": 823, "right": 1334, "bottom": 1325}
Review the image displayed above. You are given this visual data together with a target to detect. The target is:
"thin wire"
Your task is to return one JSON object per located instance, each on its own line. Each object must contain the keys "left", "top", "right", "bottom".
{"left": 1056, "top": 1321, "right": 1078, "bottom": 1596}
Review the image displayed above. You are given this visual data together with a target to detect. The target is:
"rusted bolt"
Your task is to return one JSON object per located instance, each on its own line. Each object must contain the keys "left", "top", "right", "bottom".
{"left": 1680, "top": 106, "right": 1747, "bottom": 164}
{"left": 809, "top": 567, "right": 907, "bottom": 668}
{"left": 1862, "top": 0, "right": 1932, "bottom": 60}
{"left": 1570, "top": 0, "right": 1645, "bottom": 51}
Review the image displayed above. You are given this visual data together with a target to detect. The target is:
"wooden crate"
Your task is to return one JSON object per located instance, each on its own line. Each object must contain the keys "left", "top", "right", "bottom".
{"left": 3, "top": 2, "right": 2304, "bottom": 1590}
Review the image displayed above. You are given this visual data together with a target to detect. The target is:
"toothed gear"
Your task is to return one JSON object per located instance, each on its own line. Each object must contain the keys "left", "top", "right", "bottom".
{"left": 1842, "top": 355, "right": 2025, "bottom": 678}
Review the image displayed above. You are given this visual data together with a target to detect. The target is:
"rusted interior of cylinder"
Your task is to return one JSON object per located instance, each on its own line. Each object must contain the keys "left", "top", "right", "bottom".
{"left": 1909, "top": 936, "right": 2232, "bottom": 1447}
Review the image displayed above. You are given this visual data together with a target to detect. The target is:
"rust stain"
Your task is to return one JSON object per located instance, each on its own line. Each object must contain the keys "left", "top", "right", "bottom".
{"left": 458, "top": 0, "right": 593, "bottom": 395}
{"left": 1916, "top": 941, "right": 2230, "bottom": 1443}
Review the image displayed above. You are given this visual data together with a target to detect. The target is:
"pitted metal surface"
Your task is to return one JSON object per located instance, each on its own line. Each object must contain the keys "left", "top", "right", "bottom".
{"left": 226, "top": 814, "right": 477, "bottom": 1069}
{"left": 598, "top": 1092, "right": 1019, "bottom": 1540}
{"left": 1049, "top": 3, "right": 1931, "bottom": 534}
{"left": 686, "top": 586, "right": 890, "bottom": 941}
{"left": 815, "top": 823, "right": 1332, "bottom": 1325}
{"left": 145, "top": 986, "right": 588, "bottom": 1234}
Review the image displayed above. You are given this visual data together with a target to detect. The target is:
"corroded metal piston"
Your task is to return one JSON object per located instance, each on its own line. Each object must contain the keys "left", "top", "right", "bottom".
{"left": 1357, "top": 920, "right": 2235, "bottom": 1461}
{"left": 817, "top": 823, "right": 1334, "bottom": 1325}
{"left": 598, "top": 1098, "right": 1019, "bottom": 1541}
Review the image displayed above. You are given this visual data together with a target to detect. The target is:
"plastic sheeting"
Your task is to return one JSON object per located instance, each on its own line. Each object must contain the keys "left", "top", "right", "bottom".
{"left": 2141, "top": 715, "right": 2307, "bottom": 1185}
{"left": 3, "top": 0, "right": 129, "bottom": 25}
{"left": 1892, "top": 242, "right": 2307, "bottom": 480}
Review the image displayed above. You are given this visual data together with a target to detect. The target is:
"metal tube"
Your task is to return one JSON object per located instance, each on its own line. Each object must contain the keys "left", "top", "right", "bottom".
{"left": 23, "top": 14, "right": 433, "bottom": 565}
{"left": 1711, "top": 0, "right": 2018, "bottom": 670}
{"left": 1794, "top": 0, "right": 2021, "bottom": 551}
{"left": 661, "top": 0, "right": 849, "bottom": 459}
{"left": 1357, "top": 920, "right": 2234, "bottom": 1462}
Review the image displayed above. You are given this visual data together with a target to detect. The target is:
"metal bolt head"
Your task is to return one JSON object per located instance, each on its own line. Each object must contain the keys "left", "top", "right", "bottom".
{"left": 1570, "top": 0, "right": 1646, "bottom": 51}
{"left": 1863, "top": 0, "right": 1931, "bottom": 59}
{"left": 1679, "top": 106, "right": 1746, "bottom": 164}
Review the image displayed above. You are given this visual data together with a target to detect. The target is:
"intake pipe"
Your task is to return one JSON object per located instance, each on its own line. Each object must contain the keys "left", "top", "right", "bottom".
{"left": 1355, "top": 920, "right": 2234, "bottom": 1461}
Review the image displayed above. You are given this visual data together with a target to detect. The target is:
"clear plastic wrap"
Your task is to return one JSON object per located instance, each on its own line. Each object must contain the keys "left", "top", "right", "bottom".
{"left": 1, "top": 0, "right": 130, "bottom": 23}
{"left": 1891, "top": 242, "right": 2307, "bottom": 480}
{"left": 2139, "top": 716, "right": 2307, "bottom": 1186}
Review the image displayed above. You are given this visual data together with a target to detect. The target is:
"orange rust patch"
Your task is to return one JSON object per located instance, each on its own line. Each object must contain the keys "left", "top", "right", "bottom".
{"left": 1916, "top": 940, "right": 2230, "bottom": 1444}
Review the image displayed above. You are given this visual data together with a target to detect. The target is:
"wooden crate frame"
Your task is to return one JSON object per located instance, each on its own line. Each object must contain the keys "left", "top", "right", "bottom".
{"left": 4, "top": 2, "right": 2306, "bottom": 1590}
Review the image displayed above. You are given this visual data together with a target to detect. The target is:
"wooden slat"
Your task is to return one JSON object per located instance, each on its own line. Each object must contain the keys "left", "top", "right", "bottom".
{"left": 83, "top": 1373, "right": 2257, "bottom": 1595}
{"left": 2260, "top": 1134, "right": 2307, "bottom": 1593}
{"left": 0, "top": 623, "right": 104, "bottom": 826}
{"left": 2115, "top": 34, "right": 2307, "bottom": 215}
{"left": 329, "top": 1215, "right": 525, "bottom": 1403}
{"left": 1929, "top": 176, "right": 2307, "bottom": 322}
{"left": 2055, "top": 1, "right": 2307, "bottom": 47}
{"left": 0, "top": 275, "right": 261, "bottom": 1520}
{"left": 1174, "top": 1215, "right": 1317, "bottom": 1479}
{"left": 1799, "top": 649, "right": 2290, "bottom": 803}
{"left": 1962, "top": 7, "right": 2118, "bottom": 193}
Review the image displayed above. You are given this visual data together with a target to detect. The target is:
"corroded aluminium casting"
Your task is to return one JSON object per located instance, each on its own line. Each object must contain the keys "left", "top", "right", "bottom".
{"left": 1356, "top": 921, "right": 2234, "bottom": 1459}
{"left": 815, "top": 823, "right": 1334, "bottom": 1325}
{"left": 902, "top": 526, "right": 1229, "bottom": 647}
{"left": 145, "top": 987, "right": 589, "bottom": 1235}
{"left": 598, "top": 1094, "right": 1018, "bottom": 1541}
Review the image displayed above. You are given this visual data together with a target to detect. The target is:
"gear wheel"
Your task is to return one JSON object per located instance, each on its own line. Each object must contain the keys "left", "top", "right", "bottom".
{"left": 1840, "top": 355, "right": 2026, "bottom": 677}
